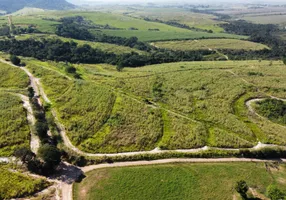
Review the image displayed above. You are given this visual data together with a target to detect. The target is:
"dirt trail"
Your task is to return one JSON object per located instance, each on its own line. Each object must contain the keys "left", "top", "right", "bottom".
{"left": 19, "top": 94, "right": 40, "bottom": 154}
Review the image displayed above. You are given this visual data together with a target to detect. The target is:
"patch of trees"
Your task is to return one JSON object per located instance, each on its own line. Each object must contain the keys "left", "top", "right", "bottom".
{"left": 0, "top": 24, "right": 40, "bottom": 37}
{"left": 220, "top": 20, "right": 286, "bottom": 58}
{"left": 256, "top": 99, "right": 286, "bottom": 124}
{"left": 0, "top": 38, "right": 212, "bottom": 68}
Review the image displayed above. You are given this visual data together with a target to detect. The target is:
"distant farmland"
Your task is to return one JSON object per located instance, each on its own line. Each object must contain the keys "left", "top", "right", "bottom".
{"left": 153, "top": 39, "right": 269, "bottom": 51}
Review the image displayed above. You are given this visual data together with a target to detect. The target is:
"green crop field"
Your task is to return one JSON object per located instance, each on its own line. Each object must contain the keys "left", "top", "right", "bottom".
{"left": 0, "top": 164, "right": 49, "bottom": 199}
{"left": 242, "top": 14, "right": 286, "bottom": 26}
{"left": 0, "top": 92, "right": 30, "bottom": 156}
{"left": 22, "top": 58, "right": 286, "bottom": 153}
{"left": 153, "top": 39, "right": 269, "bottom": 51}
{"left": 123, "top": 7, "right": 226, "bottom": 33}
{"left": 74, "top": 163, "right": 286, "bottom": 200}
{"left": 100, "top": 30, "right": 247, "bottom": 42}
{"left": 0, "top": 62, "right": 29, "bottom": 89}
{"left": 16, "top": 34, "right": 146, "bottom": 55}
{"left": 0, "top": 62, "right": 30, "bottom": 156}
{"left": 0, "top": 10, "right": 246, "bottom": 41}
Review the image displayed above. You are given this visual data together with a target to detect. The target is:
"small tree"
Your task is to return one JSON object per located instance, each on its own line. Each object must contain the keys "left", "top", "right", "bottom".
{"left": 283, "top": 57, "right": 286, "bottom": 65}
{"left": 10, "top": 55, "right": 21, "bottom": 66}
{"left": 267, "top": 185, "right": 285, "bottom": 200}
{"left": 14, "top": 147, "right": 35, "bottom": 164}
{"left": 235, "top": 180, "right": 249, "bottom": 200}
{"left": 38, "top": 144, "right": 61, "bottom": 169}
{"left": 28, "top": 87, "right": 35, "bottom": 98}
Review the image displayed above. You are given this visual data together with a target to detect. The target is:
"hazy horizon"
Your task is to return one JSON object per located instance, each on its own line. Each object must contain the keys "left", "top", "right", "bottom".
{"left": 67, "top": 0, "right": 286, "bottom": 5}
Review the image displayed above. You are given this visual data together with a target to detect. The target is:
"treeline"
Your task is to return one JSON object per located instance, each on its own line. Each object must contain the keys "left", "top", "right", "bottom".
{"left": 0, "top": 24, "right": 40, "bottom": 37}
{"left": 55, "top": 16, "right": 152, "bottom": 51}
{"left": 0, "top": 38, "right": 213, "bottom": 68}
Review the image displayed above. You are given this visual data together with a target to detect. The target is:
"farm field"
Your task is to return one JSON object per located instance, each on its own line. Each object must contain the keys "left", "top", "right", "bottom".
{"left": 0, "top": 164, "right": 49, "bottom": 200}
{"left": 74, "top": 162, "right": 286, "bottom": 200}
{"left": 22, "top": 58, "right": 286, "bottom": 153}
{"left": 0, "top": 10, "right": 246, "bottom": 42}
{"left": 16, "top": 34, "right": 146, "bottom": 55}
{"left": 0, "top": 62, "right": 30, "bottom": 156}
{"left": 153, "top": 39, "right": 269, "bottom": 51}
{"left": 123, "top": 7, "right": 226, "bottom": 33}
{"left": 242, "top": 14, "right": 286, "bottom": 26}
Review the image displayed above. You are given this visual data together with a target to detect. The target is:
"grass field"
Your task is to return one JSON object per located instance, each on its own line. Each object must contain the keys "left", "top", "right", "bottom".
{"left": 153, "top": 39, "right": 269, "bottom": 51}
{"left": 22, "top": 58, "right": 286, "bottom": 153}
{"left": 242, "top": 14, "right": 286, "bottom": 26}
{"left": 0, "top": 62, "right": 30, "bottom": 156}
{"left": 16, "top": 34, "right": 146, "bottom": 55}
{"left": 74, "top": 162, "right": 286, "bottom": 200}
{"left": 123, "top": 7, "right": 226, "bottom": 33}
{"left": 0, "top": 92, "right": 30, "bottom": 156}
{"left": 0, "top": 62, "right": 29, "bottom": 89}
{"left": 0, "top": 164, "right": 49, "bottom": 199}
{"left": 100, "top": 30, "right": 247, "bottom": 42}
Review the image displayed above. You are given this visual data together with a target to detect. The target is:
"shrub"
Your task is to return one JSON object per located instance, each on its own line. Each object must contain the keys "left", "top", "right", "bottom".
{"left": 267, "top": 185, "right": 285, "bottom": 200}
{"left": 38, "top": 144, "right": 61, "bottom": 169}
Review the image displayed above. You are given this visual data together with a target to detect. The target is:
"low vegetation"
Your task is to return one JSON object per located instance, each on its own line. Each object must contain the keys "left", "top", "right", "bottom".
{"left": 256, "top": 99, "right": 286, "bottom": 125}
{"left": 0, "top": 92, "right": 30, "bottom": 156}
{"left": 0, "top": 164, "right": 49, "bottom": 200}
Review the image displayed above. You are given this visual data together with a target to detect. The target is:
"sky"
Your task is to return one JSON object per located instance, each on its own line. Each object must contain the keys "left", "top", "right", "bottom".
{"left": 67, "top": 0, "right": 286, "bottom": 5}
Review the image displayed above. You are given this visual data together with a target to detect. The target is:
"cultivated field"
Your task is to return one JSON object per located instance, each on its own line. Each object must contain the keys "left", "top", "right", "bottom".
{"left": 0, "top": 164, "right": 49, "bottom": 199}
{"left": 23, "top": 59, "right": 286, "bottom": 153}
{"left": 0, "top": 10, "right": 246, "bottom": 42}
{"left": 153, "top": 39, "right": 269, "bottom": 51}
{"left": 74, "top": 162, "right": 286, "bottom": 200}
{"left": 242, "top": 14, "right": 286, "bottom": 26}
{"left": 0, "top": 62, "right": 30, "bottom": 156}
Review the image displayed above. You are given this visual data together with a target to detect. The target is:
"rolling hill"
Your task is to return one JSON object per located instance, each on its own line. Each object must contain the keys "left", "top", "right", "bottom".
{"left": 0, "top": 0, "right": 75, "bottom": 13}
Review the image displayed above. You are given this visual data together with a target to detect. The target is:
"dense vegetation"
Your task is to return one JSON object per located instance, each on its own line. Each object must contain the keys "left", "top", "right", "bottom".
{"left": 0, "top": 164, "right": 49, "bottom": 199}
{"left": 256, "top": 99, "right": 286, "bottom": 125}
{"left": 221, "top": 20, "right": 286, "bottom": 59}
{"left": 0, "top": 38, "right": 212, "bottom": 68}
{"left": 74, "top": 163, "right": 286, "bottom": 200}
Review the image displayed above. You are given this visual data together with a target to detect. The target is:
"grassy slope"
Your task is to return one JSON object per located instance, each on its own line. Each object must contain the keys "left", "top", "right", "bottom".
{"left": 242, "top": 14, "right": 286, "bottom": 25}
{"left": 74, "top": 163, "right": 286, "bottom": 200}
{"left": 0, "top": 164, "right": 49, "bottom": 199}
{"left": 24, "top": 59, "right": 286, "bottom": 153}
{"left": 16, "top": 34, "right": 146, "bottom": 55}
{"left": 153, "top": 39, "right": 269, "bottom": 51}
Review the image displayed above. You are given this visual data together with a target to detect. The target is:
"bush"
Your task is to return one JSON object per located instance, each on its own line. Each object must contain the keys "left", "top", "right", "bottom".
{"left": 235, "top": 180, "right": 249, "bottom": 200}
{"left": 10, "top": 55, "right": 21, "bottom": 66}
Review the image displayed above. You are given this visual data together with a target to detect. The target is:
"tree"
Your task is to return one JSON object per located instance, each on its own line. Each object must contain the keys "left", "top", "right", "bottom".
{"left": 38, "top": 144, "right": 61, "bottom": 169}
{"left": 10, "top": 54, "right": 21, "bottom": 66}
{"left": 267, "top": 185, "right": 285, "bottom": 200}
{"left": 235, "top": 180, "right": 249, "bottom": 200}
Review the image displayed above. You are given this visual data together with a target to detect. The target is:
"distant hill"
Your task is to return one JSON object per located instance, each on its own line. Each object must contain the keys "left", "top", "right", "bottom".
{"left": 0, "top": 0, "right": 75, "bottom": 13}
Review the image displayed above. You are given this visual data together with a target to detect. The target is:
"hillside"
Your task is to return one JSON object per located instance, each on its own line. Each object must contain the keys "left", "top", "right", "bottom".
{"left": 0, "top": 0, "right": 75, "bottom": 13}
